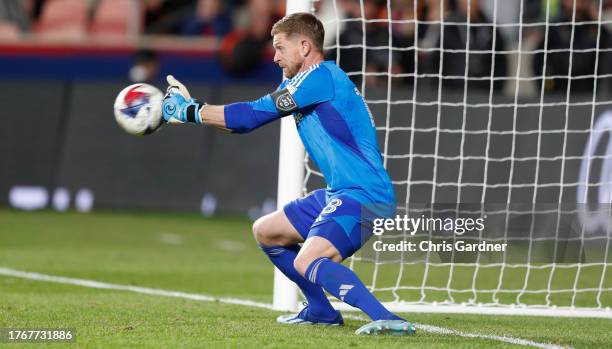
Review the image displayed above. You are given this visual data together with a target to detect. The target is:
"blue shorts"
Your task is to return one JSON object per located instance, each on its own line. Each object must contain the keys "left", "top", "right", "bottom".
{"left": 283, "top": 189, "right": 387, "bottom": 259}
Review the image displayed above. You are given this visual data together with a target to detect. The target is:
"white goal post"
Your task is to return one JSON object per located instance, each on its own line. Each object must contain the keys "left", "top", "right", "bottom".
{"left": 275, "top": 0, "right": 612, "bottom": 318}
{"left": 273, "top": 0, "right": 311, "bottom": 312}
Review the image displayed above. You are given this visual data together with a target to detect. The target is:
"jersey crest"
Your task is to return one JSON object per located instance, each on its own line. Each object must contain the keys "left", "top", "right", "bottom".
{"left": 271, "top": 88, "right": 298, "bottom": 115}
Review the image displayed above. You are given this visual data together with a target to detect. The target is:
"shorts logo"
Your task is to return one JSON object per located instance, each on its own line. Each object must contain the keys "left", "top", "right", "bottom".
{"left": 275, "top": 91, "right": 297, "bottom": 112}
{"left": 322, "top": 199, "right": 342, "bottom": 214}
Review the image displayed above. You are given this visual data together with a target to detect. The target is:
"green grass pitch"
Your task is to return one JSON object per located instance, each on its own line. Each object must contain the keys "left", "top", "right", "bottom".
{"left": 0, "top": 209, "right": 610, "bottom": 348}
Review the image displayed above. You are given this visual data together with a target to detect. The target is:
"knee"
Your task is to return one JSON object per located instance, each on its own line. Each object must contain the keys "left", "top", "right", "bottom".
{"left": 252, "top": 217, "right": 278, "bottom": 246}
{"left": 252, "top": 218, "right": 266, "bottom": 244}
{"left": 293, "top": 254, "right": 314, "bottom": 277}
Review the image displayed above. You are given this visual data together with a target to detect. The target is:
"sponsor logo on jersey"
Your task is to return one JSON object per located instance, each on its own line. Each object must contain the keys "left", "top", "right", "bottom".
{"left": 294, "top": 112, "right": 305, "bottom": 126}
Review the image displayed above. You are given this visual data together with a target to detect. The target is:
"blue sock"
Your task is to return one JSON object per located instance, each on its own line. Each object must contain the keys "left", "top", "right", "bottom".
{"left": 260, "top": 245, "right": 336, "bottom": 318}
{"left": 305, "top": 257, "right": 402, "bottom": 321}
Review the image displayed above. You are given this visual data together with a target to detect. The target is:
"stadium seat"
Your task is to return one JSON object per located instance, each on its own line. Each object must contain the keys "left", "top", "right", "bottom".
{"left": 34, "top": 0, "right": 88, "bottom": 40}
{"left": 90, "top": 0, "right": 141, "bottom": 39}
{"left": 0, "top": 21, "right": 20, "bottom": 40}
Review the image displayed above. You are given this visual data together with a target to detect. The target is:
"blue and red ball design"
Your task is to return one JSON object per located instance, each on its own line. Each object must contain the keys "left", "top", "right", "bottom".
{"left": 121, "top": 84, "right": 150, "bottom": 118}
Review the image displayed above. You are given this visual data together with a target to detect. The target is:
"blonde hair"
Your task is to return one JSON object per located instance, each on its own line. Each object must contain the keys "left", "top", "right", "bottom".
{"left": 271, "top": 12, "right": 325, "bottom": 52}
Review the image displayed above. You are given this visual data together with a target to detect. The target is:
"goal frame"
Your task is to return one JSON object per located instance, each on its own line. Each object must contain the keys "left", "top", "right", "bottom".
{"left": 273, "top": 0, "right": 310, "bottom": 312}
{"left": 274, "top": 0, "right": 612, "bottom": 319}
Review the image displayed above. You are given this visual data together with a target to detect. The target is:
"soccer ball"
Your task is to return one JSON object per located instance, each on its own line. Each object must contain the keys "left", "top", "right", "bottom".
{"left": 113, "top": 83, "right": 164, "bottom": 135}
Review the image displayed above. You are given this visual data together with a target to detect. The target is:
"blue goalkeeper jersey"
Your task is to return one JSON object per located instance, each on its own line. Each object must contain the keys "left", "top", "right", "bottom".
{"left": 228, "top": 60, "right": 395, "bottom": 208}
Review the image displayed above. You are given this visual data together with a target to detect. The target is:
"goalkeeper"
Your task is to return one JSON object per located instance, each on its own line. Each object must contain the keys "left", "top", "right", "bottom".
{"left": 162, "top": 12, "right": 415, "bottom": 336}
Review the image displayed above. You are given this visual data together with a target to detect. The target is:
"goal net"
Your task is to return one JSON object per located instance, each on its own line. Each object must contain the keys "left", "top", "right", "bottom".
{"left": 276, "top": 0, "right": 612, "bottom": 317}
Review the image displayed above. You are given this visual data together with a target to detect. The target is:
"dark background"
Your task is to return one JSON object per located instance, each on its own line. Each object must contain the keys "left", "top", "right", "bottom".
{"left": 1, "top": 80, "right": 610, "bottom": 215}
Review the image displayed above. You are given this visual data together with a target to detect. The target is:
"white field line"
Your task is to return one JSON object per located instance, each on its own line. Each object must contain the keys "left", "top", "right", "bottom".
{"left": 0, "top": 267, "right": 271, "bottom": 310}
{"left": 158, "top": 233, "right": 184, "bottom": 246}
{"left": 214, "top": 239, "right": 246, "bottom": 252}
{"left": 0, "top": 267, "right": 571, "bottom": 349}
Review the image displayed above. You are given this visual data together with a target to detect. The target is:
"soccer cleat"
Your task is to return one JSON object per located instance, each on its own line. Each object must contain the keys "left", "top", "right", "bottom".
{"left": 354, "top": 319, "right": 416, "bottom": 336}
{"left": 276, "top": 304, "right": 344, "bottom": 326}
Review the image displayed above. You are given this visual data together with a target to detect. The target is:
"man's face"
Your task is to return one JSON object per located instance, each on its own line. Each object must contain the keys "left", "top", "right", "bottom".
{"left": 273, "top": 33, "right": 304, "bottom": 79}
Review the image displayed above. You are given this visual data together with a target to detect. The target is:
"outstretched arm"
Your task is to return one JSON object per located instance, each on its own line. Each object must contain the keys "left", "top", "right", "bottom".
{"left": 162, "top": 75, "right": 286, "bottom": 134}
{"left": 163, "top": 66, "right": 333, "bottom": 133}
{"left": 198, "top": 104, "right": 229, "bottom": 131}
